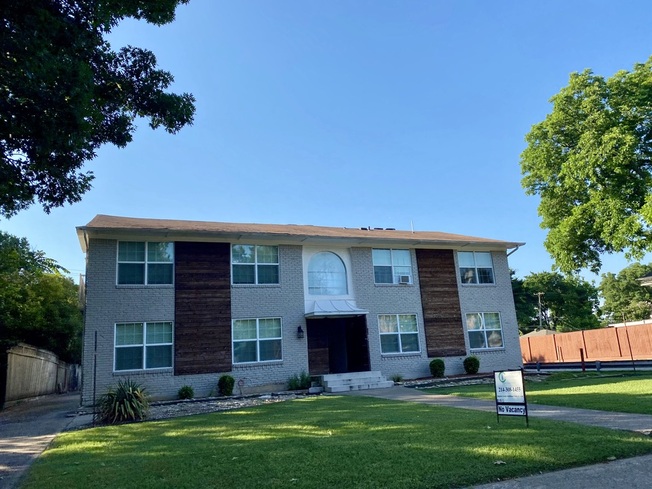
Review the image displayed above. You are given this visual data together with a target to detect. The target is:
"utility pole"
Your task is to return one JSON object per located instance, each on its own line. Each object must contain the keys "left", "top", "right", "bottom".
{"left": 536, "top": 292, "right": 544, "bottom": 330}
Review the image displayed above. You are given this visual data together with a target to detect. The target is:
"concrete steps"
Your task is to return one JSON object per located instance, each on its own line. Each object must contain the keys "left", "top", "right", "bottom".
{"left": 320, "top": 371, "right": 394, "bottom": 393}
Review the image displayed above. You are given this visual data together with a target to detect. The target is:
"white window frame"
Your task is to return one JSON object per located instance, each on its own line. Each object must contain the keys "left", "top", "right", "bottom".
{"left": 378, "top": 314, "right": 420, "bottom": 354}
{"left": 231, "top": 245, "right": 280, "bottom": 285}
{"left": 232, "top": 317, "right": 283, "bottom": 364}
{"left": 116, "top": 241, "right": 174, "bottom": 285}
{"left": 465, "top": 312, "right": 504, "bottom": 351}
{"left": 307, "top": 251, "right": 348, "bottom": 295}
{"left": 372, "top": 249, "right": 413, "bottom": 285}
{"left": 114, "top": 321, "right": 174, "bottom": 372}
{"left": 458, "top": 251, "right": 494, "bottom": 285}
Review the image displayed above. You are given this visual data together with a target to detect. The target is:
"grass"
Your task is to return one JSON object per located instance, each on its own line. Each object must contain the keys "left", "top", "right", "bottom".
{"left": 423, "top": 372, "right": 652, "bottom": 414}
{"left": 22, "top": 395, "right": 652, "bottom": 489}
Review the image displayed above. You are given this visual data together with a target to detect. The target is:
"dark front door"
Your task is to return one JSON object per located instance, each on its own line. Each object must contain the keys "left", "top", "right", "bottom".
{"left": 307, "top": 316, "right": 370, "bottom": 375}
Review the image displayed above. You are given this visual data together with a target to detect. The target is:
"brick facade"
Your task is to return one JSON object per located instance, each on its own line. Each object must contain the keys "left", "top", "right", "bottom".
{"left": 79, "top": 218, "right": 523, "bottom": 404}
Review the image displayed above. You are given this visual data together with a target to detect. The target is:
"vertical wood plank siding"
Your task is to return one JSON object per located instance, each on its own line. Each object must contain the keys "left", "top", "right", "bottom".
{"left": 416, "top": 249, "right": 466, "bottom": 357}
{"left": 174, "top": 242, "right": 232, "bottom": 374}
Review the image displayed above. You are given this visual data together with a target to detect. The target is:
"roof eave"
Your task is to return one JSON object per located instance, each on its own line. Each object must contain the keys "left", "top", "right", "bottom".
{"left": 77, "top": 225, "right": 524, "bottom": 251}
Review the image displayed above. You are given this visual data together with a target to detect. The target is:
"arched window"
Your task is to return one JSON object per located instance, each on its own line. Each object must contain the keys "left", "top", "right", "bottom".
{"left": 308, "top": 252, "right": 348, "bottom": 295}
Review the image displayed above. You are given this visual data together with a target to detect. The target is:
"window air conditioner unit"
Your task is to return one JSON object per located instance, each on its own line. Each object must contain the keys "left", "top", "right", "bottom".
{"left": 398, "top": 275, "right": 411, "bottom": 284}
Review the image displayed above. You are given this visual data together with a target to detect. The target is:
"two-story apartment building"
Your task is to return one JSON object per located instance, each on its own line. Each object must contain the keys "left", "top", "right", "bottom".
{"left": 77, "top": 214, "right": 524, "bottom": 403}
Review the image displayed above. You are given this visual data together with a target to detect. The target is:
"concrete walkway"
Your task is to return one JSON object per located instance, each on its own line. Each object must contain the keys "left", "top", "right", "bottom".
{"left": 344, "top": 385, "right": 652, "bottom": 433}
{"left": 344, "top": 386, "right": 652, "bottom": 488}
{"left": 0, "top": 392, "right": 82, "bottom": 489}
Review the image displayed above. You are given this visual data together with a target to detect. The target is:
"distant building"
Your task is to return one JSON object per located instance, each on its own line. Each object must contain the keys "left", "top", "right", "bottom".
{"left": 638, "top": 272, "right": 652, "bottom": 287}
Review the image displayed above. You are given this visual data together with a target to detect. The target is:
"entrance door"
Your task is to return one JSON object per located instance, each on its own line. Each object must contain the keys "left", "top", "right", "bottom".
{"left": 307, "top": 316, "right": 370, "bottom": 375}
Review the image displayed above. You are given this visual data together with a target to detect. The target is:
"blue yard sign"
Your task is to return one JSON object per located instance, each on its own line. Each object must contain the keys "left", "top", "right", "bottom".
{"left": 494, "top": 369, "right": 528, "bottom": 426}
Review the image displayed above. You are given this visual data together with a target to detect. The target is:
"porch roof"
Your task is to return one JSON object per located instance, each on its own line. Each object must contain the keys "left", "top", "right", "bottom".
{"left": 305, "top": 300, "right": 369, "bottom": 318}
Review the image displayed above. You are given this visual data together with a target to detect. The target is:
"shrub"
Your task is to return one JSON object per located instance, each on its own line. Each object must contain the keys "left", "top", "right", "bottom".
{"left": 178, "top": 385, "right": 194, "bottom": 399}
{"left": 300, "top": 370, "right": 311, "bottom": 389}
{"left": 218, "top": 375, "right": 235, "bottom": 396}
{"left": 463, "top": 355, "right": 480, "bottom": 375}
{"left": 390, "top": 374, "right": 403, "bottom": 383}
{"left": 97, "top": 379, "right": 149, "bottom": 424}
{"left": 429, "top": 359, "right": 445, "bottom": 378}
{"left": 287, "top": 370, "right": 312, "bottom": 390}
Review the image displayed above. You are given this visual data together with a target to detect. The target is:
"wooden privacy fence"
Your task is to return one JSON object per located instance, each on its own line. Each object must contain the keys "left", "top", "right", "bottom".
{"left": 1, "top": 343, "right": 80, "bottom": 407}
{"left": 520, "top": 323, "right": 652, "bottom": 363}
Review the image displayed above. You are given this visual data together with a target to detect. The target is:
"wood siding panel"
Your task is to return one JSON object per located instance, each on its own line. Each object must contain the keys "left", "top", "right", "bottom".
{"left": 416, "top": 249, "right": 466, "bottom": 357}
{"left": 307, "top": 319, "right": 330, "bottom": 375}
{"left": 175, "top": 242, "right": 232, "bottom": 375}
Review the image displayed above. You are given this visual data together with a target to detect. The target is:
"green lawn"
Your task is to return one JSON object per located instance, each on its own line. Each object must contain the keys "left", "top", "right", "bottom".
{"left": 22, "top": 395, "right": 652, "bottom": 489}
{"left": 423, "top": 372, "right": 652, "bottom": 414}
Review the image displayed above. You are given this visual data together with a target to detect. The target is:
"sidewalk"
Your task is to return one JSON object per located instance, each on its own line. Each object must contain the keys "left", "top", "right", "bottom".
{"left": 344, "top": 385, "right": 652, "bottom": 433}
{"left": 0, "top": 392, "right": 83, "bottom": 489}
{"left": 344, "top": 386, "right": 652, "bottom": 488}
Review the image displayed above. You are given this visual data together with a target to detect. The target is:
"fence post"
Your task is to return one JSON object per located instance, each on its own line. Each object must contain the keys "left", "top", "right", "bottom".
{"left": 625, "top": 328, "right": 636, "bottom": 372}
{"left": 615, "top": 328, "right": 623, "bottom": 358}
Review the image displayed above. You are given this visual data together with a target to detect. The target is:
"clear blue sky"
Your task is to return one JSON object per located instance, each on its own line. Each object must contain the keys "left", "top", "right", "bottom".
{"left": 3, "top": 0, "right": 652, "bottom": 282}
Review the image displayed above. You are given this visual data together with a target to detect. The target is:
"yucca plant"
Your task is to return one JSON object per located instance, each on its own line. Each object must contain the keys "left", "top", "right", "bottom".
{"left": 98, "top": 379, "right": 150, "bottom": 424}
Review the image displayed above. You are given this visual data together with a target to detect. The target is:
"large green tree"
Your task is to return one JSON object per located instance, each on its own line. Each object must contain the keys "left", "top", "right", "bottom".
{"left": 0, "top": 1, "right": 195, "bottom": 217}
{"left": 600, "top": 263, "right": 652, "bottom": 324}
{"left": 521, "top": 57, "right": 652, "bottom": 274}
{"left": 521, "top": 272, "right": 601, "bottom": 332}
{"left": 510, "top": 270, "right": 538, "bottom": 333}
{"left": 0, "top": 232, "right": 83, "bottom": 362}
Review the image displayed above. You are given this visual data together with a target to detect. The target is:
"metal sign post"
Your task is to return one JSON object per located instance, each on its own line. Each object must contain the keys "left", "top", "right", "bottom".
{"left": 494, "top": 369, "right": 528, "bottom": 427}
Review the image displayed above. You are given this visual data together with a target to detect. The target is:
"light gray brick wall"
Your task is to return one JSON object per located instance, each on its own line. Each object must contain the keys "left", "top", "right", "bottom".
{"left": 351, "top": 248, "right": 432, "bottom": 380}
{"left": 231, "top": 245, "right": 307, "bottom": 391}
{"left": 81, "top": 239, "right": 175, "bottom": 405}
{"left": 82, "top": 241, "right": 307, "bottom": 405}
{"left": 456, "top": 251, "right": 523, "bottom": 373}
{"left": 82, "top": 238, "right": 522, "bottom": 404}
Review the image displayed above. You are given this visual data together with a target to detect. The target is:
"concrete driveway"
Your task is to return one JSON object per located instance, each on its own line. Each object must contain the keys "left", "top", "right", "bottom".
{"left": 0, "top": 392, "right": 81, "bottom": 489}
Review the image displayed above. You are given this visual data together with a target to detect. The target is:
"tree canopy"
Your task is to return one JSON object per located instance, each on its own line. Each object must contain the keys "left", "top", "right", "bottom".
{"left": 521, "top": 57, "right": 652, "bottom": 274}
{"left": 510, "top": 271, "right": 538, "bottom": 333}
{"left": 0, "top": 232, "right": 83, "bottom": 363}
{"left": 514, "top": 271, "right": 601, "bottom": 333}
{"left": 0, "top": 1, "right": 195, "bottom": 217}
{"left": 600, "top": 263, "right": 652, "bottom": 324}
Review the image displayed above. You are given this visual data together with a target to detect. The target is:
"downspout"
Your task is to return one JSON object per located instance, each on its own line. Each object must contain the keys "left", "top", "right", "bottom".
{"left": 507, "top": 245, "right": 520, "bottom": 257}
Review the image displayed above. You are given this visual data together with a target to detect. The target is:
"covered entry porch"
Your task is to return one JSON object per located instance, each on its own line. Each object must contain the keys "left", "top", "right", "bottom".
{"left": 306, "top": 315, "right": 370, "bottom": 375}
{"left": 304, "top": 300, "right": 393, "bottom": 392}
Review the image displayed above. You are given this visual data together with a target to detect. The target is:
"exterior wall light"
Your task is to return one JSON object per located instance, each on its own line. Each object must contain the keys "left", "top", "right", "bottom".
{"left": 297, "top": 325, "right": 305, "bottom": 339}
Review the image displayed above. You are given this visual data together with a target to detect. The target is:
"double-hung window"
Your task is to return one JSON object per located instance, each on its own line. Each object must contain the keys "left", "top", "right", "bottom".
{"left": 466, "top": 312, "right": 503, "bottom": 350}
{"left": 372, "top": 249, "right": 412, "bottom": 284}
{"left": 233, "top": 318, "right": 282, "bottom": 363}
{"left": 378, "top": 314, "right": 419, "bottom": 354}
{"left": 458, "top": 251, "right": 494, "bottom": 284}
{"left": 232, "top": 245, "right": 279, "bottom": 284}
{"left": 117, "top": 242, "right": 174, "bottom": 285}
{"left": 114, "top": 322, "right": 173, "bottom": 371}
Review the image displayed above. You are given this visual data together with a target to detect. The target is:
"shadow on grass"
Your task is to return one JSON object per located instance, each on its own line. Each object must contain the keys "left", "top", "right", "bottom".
{"left": 24, "top": 396, "right": 652, "bottom": 489}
